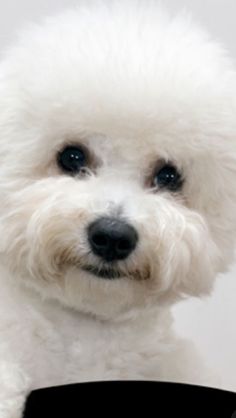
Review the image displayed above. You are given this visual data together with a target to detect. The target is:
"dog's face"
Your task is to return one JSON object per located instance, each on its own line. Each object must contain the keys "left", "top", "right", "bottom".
{"left": 0, "top": 3, "right": 236, "bottom": 319}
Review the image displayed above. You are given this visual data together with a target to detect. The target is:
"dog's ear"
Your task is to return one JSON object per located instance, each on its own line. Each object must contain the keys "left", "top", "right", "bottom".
{"left": 205, "top": 150, "right": 236, "bottom": 272}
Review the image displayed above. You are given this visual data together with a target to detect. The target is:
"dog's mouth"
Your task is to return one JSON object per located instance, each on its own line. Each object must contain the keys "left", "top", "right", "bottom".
{"left": 82, "top": 265, "right": 124, "bottom": 280}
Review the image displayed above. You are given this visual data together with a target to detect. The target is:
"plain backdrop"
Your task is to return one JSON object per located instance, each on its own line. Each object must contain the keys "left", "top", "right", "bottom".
{"left": 0, "top": 0, "right": 235, "bottom": 391}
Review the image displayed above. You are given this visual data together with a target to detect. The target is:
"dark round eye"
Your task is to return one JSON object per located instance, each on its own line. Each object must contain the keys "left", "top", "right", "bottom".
{"left": 153, "top": 164, "right": 183, "bottom": 191}
{"left": 57, "top": 146, "right": 87, "bottom": 174}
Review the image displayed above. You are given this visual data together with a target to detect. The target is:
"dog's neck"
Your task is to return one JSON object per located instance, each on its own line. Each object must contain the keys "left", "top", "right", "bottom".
{"left": 0, "top": 263, "right": 180, "bottom": 388}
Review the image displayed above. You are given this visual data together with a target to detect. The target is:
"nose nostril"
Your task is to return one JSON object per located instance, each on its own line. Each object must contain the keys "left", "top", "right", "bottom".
{"left": 92, "top": 233, "right": 108, "bottom": 248}
{"left": 117, "top": 239, "right": 131, "bottom": 252}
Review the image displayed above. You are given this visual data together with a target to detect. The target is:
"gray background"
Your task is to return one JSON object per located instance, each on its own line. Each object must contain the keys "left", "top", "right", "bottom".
{"left": 0, "top": 0, "right": 235, "bottom": 390}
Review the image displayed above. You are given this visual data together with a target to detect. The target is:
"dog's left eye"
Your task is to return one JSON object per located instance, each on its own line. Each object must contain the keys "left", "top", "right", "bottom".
{"left": 153, "top": 164, "right": 183, "bottom": 191}
{"left": 57, "top": 146, "right": 87, "bottom": 174}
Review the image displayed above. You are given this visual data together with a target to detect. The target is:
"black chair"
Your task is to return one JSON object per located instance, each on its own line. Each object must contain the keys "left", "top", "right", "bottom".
{"left": 23, "top": 381, "right": 236, "bottom": 418}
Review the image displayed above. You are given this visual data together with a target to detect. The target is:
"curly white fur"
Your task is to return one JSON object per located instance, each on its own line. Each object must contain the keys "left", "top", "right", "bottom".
{"left": 0, "top": 1, "right": 236, "bottom": 416}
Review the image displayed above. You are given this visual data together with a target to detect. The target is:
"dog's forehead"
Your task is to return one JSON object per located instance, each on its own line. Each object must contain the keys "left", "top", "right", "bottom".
{"left": 4, "top": 5, "right": 230, "bottom": 120}
{"left": 17, "top": 33, "right": 224, "bottom": 133}
{"left": 1, "top": 4, "right": 234, "bottom": 164}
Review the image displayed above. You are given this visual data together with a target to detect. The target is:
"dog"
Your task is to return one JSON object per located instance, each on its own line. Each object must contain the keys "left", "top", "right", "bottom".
{"left": 0, "top": 1, "right": 235, "bottom": 416}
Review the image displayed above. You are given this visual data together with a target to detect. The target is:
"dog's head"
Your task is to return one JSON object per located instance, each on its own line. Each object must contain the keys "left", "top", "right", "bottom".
{"left": 0, "top": 2, "right": 236, "bottom": 319}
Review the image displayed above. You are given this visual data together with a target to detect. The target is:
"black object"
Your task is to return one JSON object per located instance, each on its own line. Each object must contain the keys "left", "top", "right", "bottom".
{"left": 23, "top": 381, "right": 236, "bottom": 418}
{"left": 57, "top": 145, "right": 87, "bottom": 174}
{"left": 88, "top": 217, "right": 138, "bottom": 262}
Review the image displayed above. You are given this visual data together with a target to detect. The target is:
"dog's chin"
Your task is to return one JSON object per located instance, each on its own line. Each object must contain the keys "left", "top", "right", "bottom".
{"left": 82, "top": 265, "right": 124, "bottom": 280}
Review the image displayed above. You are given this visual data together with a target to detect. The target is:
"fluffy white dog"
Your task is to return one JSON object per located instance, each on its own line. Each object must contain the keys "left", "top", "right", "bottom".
{"left": 0, "top": 1, "right": 236, "bottom": 416}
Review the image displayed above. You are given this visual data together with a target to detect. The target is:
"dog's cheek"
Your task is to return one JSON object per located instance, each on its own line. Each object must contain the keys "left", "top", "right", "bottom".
{"left": 185, "top": 155, "right": 236, "bottom": 273}
{"left": 168, "top": 223, "right": 219, "bottom": 298}
{"left": 24, "top": 205, "right": 89, "bottom": 284}
{"left": 0, "top": 183, "right": 89, "bottom": 284}
{"left": 151, "top": 208, "right": 220, "bottom": 299}
{"left": 0, "top": 207, "right": 30, "bottom": 277}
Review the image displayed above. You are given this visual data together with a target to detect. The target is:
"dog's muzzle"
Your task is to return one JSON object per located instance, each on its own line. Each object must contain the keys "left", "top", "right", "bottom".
{"left": 87, "top": 217, "right": 138, "bottom": 263}
{"left": 82, "top": 216, "right": 138, "bottom": 280}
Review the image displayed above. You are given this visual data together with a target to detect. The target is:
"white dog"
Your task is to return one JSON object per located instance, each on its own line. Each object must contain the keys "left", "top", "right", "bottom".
{"left": 0, "top": 1, "right": 236, "bottom": 416}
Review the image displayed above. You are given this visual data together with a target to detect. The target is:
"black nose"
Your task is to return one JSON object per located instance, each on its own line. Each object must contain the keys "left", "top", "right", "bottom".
{"left": 88, "top": 217, "right": 138, "bottom": 262}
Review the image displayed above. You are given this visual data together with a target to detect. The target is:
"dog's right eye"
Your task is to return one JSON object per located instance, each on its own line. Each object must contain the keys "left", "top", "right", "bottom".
{"left": 57, "top": 146, "right": 87, "bottom": 174}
